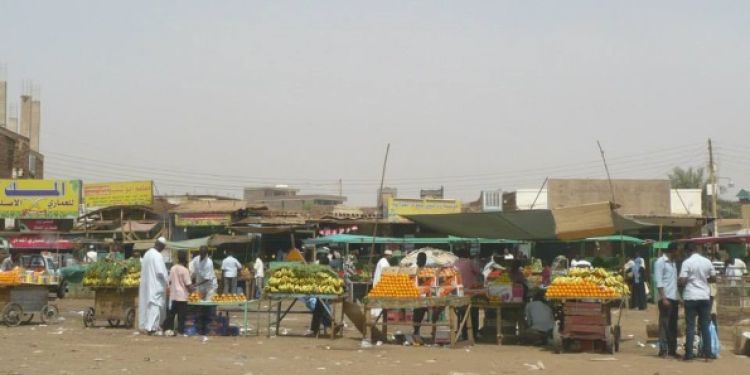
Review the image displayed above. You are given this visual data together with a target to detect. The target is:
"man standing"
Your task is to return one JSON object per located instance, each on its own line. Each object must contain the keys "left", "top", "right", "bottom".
{"left": 138, "top": 237, "right": 169, "bottom": 334}
{"left": 679, "top": 243, "right": 717, "bottom": 360}
{"left": 654, "top": 243, "right": 680, "bottom": 358}
{"left": 455, "top": 249, "right": 481, "bottom": 340}
{"left": 372, "top": 249, "right": 393, "bottom": 287}
{"left": 1, "top": 253, "right": 17, "bottom": 271}
{"left": 190, "top": 246, "right": 218, "bottom": 301}
{"left": 221, "top": 252, "right": 243, "bottom": 294}
{"left": 253, "top": 255, "right": 264, "bottom": 299}
{"left": 632, "top": 252, "right": 647, "bottom": 310}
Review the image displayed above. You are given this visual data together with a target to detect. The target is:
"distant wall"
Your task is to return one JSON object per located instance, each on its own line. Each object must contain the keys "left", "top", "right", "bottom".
{"left": 548, "top": 179, "right": 671, "bottom": 215}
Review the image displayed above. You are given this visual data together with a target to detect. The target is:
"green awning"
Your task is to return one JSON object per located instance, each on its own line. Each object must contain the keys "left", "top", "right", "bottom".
{"left": 303, "top": 234, "right": 520, "bottom": 246}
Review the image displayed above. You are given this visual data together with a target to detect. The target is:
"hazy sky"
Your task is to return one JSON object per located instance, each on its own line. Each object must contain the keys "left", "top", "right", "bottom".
{"left": 1, "top": 1, "right": 748, "bottom": 205}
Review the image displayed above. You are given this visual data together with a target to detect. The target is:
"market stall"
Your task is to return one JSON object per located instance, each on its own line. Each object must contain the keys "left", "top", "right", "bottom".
{"left": 0, "top": 267, "right": 60, "bottom": 326}
{"left": 264, "top": 262, "right": 346, "bottom": 339}
{"left": 187, "top": 293, "right": 254, "bottom": 336}
{"left": 81, "top": 258, "right": 140, "bottom": 328}
{"left": 362, "top": 252, "right": 473, "bottom": 347}
{"left": 545, "top": 267, "right": 629, "bottom": 354}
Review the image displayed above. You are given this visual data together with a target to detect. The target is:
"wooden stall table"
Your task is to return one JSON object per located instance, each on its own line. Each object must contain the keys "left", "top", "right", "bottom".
{"left": 188, "top": 299, "right": 255, "bottom": 336}
{"left": 265, "top": 293, "right": 345, "bottom": 339}
{"left": 363, "top": 296, "right": 473, "bottom": 348}
{"left": 470, "top": 297, "right": 526, "bottom": 345}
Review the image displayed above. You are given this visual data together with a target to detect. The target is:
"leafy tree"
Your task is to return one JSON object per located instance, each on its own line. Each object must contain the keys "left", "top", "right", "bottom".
{"left": 668, "top": 166, "right": 705, "bottom": 189}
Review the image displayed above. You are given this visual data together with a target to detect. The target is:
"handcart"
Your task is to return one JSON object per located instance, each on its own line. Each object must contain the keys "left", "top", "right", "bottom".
{"left": 83, "top": 287, "right": 138, "bottom": 328}
{"left": 0, "top": 285, "right": 59, "bottom": 326}
{"left": 550, "top": 298, "right": 623, "bottom": 354}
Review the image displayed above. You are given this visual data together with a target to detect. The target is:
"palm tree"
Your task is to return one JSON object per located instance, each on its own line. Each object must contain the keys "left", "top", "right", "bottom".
{"left": 667, "top": 167, "right": 705, "bottom": 189}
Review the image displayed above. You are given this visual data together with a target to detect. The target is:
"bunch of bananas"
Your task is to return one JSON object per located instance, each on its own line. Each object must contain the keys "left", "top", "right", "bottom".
{"left": 265, "top": 266, "right": 344, "bottom": 295}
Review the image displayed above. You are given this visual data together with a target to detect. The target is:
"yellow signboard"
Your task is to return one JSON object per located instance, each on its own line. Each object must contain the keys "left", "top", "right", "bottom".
{"left": 0, "top": 179, "right": 82, "bottom": 219}
{"left": 386, "top": 197, "right": 462, "bottom": 222}
{"left": 84, "top": 181, "right": 154, "bottom": 208}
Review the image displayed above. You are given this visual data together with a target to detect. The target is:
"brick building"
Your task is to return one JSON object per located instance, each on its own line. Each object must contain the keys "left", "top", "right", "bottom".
{"left": 0, "top": 126, "right": 44, "bottom": 179}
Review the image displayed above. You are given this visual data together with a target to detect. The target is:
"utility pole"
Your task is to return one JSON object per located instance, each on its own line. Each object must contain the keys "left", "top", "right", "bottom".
{"left": 597, "top": 141, "right": 616, "bottom": 205}
{"left": 369, "top": 144, "right": 391, "bottom": 262}
{"left": 338, "top": 179, "right": 342, "bottom": 197}
{"left": 708, "top": 138, "right": 719, "bottom": 239}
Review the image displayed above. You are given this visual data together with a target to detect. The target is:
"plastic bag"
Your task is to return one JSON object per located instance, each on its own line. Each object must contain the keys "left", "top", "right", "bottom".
{"left": 710, "top": 322, "right": 720, "bottom": 357}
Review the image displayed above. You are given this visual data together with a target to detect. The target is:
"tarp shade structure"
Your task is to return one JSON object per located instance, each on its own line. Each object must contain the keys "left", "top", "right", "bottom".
{"left": 303, "top": 234, "right": 520, "bottom": 246}
{"left": 406, "top": 204, "right": 652, "bottom": 241}
{"left": 580, "top": 235, "right": 646, "bottom": 245}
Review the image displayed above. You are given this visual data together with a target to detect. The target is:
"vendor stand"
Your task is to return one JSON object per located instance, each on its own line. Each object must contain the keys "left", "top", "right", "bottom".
{"left": 466, "top": 291, "right": 525, "bottom": 345}
{"left": 81, "top": 258, "right": 140, "bottom": 328}
{"left": 364, "top": 295, "right": 473, "bottom": 347}
{"left": 545, "top": 267, "right": 628, "bottom": 354}
{"left": 188, "top": 295, "right": 255, "bottom": 336}
{"left": 83, "top": 287, "right": 137, "bottom": 328}
{"left": 263, "top": 262, "right": 346, "bottom": 339}
{"left": 0, "top": 268, "right": 60, "bottom": 326}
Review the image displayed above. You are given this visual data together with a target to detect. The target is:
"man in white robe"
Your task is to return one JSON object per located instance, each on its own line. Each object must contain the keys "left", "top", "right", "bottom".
{"left": 138, "top": 237, "right": 168, "bottom": 334}
{"left": 190, "top": 246, "right": 218, "bottom": 301}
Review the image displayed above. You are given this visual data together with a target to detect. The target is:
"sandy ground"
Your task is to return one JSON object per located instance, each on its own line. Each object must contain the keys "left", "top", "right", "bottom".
{"left": 0, "top": 298, "right": 747, "bottom": 375}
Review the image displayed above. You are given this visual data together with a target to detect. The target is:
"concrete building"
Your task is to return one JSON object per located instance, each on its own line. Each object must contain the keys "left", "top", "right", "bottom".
{"left": 0, "top": 126, "right": 44, "bottom": 179}
{"left": 244, "top": 186, "right": 346, "bottom": 212}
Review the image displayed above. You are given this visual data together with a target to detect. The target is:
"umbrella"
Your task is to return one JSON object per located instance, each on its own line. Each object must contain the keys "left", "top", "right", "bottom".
{"left": 399, "top": 247, "right": 458, "bottom": 267}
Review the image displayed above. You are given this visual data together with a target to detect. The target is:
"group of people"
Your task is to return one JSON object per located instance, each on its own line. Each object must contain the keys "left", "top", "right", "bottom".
{"left": 654, "top": 242, "right": 720, "bottom": 361}
{"left": 137, "top": 238, "right": 261, "bottom": 336}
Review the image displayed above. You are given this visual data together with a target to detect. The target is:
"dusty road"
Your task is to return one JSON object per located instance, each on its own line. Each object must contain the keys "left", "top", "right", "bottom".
{"left": 0, "top": 298, "right": 747, "bottom": 375}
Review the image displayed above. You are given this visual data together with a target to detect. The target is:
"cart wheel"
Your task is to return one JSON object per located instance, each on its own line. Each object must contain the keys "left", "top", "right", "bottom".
{"left": 24, "top": 314, "right": 35, "bottom": 324}
{"left": 3, "top": 303, "right": 24, "bottom": 327}
{"left": 107, "top": 319, "right": 121, "bottom": 327}
{"left": 552, "top": 321, "right": 563, "bottom": 354}
{"left": 83, "top": 307, "right": 96, "bottom": 328}
{"left": 614, "top": 325, "right": 621, "bottom": 353}
{"left": 41, "top": 305, "right": 59, "bottom": 324}
{"left": 124, "top": 308, "right": 136, "bottom": 329}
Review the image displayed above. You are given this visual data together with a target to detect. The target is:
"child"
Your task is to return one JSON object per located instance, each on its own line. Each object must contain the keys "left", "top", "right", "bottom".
{"left": 165, "top": 250, "right": 192, "bottom": 336}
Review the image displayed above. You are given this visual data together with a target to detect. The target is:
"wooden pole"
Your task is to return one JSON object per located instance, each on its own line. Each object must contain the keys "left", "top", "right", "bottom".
{"left": 597, "top": 140, "right": 616, "bottom": 204}
{"left": 369, "top": 144, "right": 391, "bottom": 263}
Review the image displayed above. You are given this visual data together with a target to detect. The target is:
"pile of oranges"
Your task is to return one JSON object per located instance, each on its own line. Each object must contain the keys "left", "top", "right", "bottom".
{"left": 368, "top": 274, "right": 419, "bottom": 298}
{"left": 0, "top": 267, "right": 23, "bottom": 286}
{"left": 545, "top": 282, "right": 620, "bottom": 299}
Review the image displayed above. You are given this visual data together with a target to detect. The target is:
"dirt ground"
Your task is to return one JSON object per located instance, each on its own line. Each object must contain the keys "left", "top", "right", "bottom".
{"left": 0, "top": 298, "right": 747, "bottom": 375}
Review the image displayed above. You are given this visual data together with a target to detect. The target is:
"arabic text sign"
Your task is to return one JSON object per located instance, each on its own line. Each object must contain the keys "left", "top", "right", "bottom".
{"left": 175, "top": 213, "right": 232, "bottom": 227}
{"left": 0, "top": 180, "right": 82, "bottom": 219}
{"left": 386, "top": 197, "right": 462, "bottom": 221}
{"left": 9, "top": 235, "right": 75, "bottom": 250}
{"left": 84, "top": 181, "right": 154, "bottom": 207}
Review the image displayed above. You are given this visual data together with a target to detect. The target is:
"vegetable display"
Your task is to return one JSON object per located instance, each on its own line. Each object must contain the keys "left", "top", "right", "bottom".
{"left": 83, "top": 259, "right": 141, "bottom": 288}
{"left": 367, "top": 274, "right": 420, "bottom": 298}
{"left": 265, "top": 264, "right": 344, "bottom": 295}
{"left": 546, "top": 267, "right": 629, "bottom": 299}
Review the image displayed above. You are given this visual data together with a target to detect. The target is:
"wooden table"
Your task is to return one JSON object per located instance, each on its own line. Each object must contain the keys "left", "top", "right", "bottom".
{"left": 265, "top": 293, "right": 344, "bottom": 339}
{"left": 471, "top": 299, "right": 526, "bottom": 345}
{"left": 363, "top": 296, "right": 473, "bottom": 347}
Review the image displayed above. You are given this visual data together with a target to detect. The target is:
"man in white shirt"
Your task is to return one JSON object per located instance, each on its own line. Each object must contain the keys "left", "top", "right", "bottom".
{"left": 654, "top": 243, "right": 680, "bottom": 358}
{"left": 725, "top": 257, "right": 747, "bottom": 278}
{"left": 190, "top": 246, "right": 218, "bottom": 301}
{"left": 221, "top": 253, "right": 243, "bottom": 294}
{"left": 679, "top": 243, "right": 717, "bottom": 360}
{"left": 372, "top": 250, "right": 393, "bottom": 287}
{"left": 253, "top": 256, "right": 264, "bottom": 299}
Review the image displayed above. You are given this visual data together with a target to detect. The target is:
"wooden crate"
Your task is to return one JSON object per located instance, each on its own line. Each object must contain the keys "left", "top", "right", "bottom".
{"left": 94, "top": 288, "right": 138, "bottom": 321}
{"left": 0, "top": 285, "right": 49, "bottom": 312}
